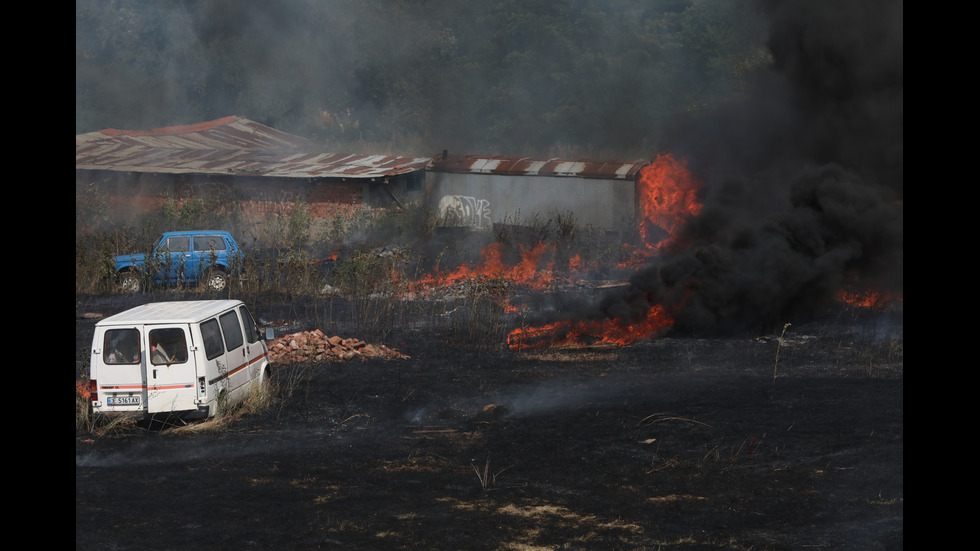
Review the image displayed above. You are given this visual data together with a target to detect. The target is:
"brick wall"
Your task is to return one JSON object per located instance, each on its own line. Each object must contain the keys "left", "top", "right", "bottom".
{"left": 77, "top": 171, "right": 368, "bottom": 220}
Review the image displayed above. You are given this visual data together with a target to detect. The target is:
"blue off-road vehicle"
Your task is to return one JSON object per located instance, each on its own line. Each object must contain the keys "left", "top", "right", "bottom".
{"left": 114, "top": 231, "right": 244, "bottom": 292}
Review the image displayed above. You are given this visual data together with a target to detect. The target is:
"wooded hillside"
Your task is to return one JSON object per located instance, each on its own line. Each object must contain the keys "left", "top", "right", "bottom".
{"left": 75, "top": 0, "right": 771, "bottom": 158}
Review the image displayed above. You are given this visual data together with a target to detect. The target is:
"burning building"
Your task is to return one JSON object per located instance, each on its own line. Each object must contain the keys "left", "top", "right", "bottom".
{"left": 424, "top": 153, "right": 649, "bottom": 234}
{"left": 75, "top": 116, "right": 684, "bottom": 241}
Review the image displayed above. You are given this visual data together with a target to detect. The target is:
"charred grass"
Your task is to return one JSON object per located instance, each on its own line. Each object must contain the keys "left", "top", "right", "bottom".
{"left": 76, "top": 313, "right": 902, "bottom": 550}
{"left": 76, "top": 200, "right": 901, "bottom": 549}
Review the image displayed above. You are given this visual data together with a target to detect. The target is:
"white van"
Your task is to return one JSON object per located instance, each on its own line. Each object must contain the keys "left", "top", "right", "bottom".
{"left": 89, "top": 300, "right": 273, "bottom": 421}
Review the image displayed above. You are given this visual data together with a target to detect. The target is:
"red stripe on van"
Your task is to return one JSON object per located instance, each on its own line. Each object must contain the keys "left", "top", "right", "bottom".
{"left": 100, "top": 384, "right": 144, "bottom": 390}
{"left": 147, "top": 384, "right": 194, "bottom": 391}
{"left": 207, "top": 351, "right": 268, "bottom": 386}
{"left": 100, "top": 383, "right": 194, "bottom": 391}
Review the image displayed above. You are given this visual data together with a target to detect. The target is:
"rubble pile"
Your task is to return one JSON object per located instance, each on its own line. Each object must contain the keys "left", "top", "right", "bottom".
{"left": 268, "top": 329, "right": 409, "bottom": 363}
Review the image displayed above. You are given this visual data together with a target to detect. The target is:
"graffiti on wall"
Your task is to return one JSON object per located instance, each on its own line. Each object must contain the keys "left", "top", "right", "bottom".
{"left": 438, "top": 195, "right": 492, "bottom": 229}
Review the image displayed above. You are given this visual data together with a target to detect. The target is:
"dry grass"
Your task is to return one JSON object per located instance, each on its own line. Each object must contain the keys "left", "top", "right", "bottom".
{"left": 472, "top": 456, "right": 514, "bottom": 491}
{"left": 174, "top": 380, "right": 276, "bottom": 434}
{"left": 76, "top": 375, "right": 277, "bottom": 436}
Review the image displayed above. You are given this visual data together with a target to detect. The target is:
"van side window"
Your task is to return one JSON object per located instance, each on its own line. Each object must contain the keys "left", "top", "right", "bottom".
{"left": 219, "top": 311, "right": 244, "bottom": 352}
{"left": 239, "top": 305, "right": 259, "bottom": 343}
{"left": 201, "top": 318, "right": 224, "bottom": 360}
{"left": 193, "top": 235, "right": 227, "bottom": 252}
{"left": 104, "top": 329, "right": 140, "bottom": 365}
{"left": 149, "top": 328, "right": 188, "bottom": 365}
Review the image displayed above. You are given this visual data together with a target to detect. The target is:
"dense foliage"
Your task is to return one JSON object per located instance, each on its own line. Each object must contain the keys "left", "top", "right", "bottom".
{"left": 75, "top": 0, "right": 771, "bottom": 158}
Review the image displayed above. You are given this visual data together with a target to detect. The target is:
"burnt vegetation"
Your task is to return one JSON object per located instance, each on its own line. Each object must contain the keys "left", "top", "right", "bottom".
{"left": 77, "top": 1, "right": 901, "bottom": 549}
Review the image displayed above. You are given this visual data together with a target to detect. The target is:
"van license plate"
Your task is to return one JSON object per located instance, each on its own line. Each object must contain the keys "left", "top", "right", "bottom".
{"left": 108, "top": 396, "right": 141, "bottom": 406}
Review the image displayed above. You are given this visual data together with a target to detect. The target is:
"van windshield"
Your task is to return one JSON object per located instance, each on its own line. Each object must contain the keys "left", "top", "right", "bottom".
{"left": 149, "top": 328, "right": 189, "bottom": 365}
{"left": 104, "top": 328, "right": 140, "bottom": 365}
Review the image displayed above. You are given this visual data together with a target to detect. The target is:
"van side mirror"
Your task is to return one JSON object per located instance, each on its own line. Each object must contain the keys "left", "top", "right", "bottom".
{"left": 265, "top": 327, "right": 275, "bottom": 341}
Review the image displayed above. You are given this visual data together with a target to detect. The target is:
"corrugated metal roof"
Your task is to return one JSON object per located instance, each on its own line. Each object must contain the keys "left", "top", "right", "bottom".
{"left": 426, "top": 154, "right": 649, "bottom": 180}
{"left": 98, "top": 300, "right": 245, "bottom": 325}
{"left": 75, "top": 116, "right": 431, "bottom": 179}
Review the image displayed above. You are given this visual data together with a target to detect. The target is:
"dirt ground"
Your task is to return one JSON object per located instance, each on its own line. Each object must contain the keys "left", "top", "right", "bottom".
{"left": 75, "top": 296, "right": 903, "bottom": 551}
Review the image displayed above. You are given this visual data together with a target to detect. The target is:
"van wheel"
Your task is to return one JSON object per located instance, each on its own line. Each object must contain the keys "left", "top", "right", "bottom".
{"left": 119, "top": 272, "right": 143, "bottom": 293}
{"left": 203, "top": 269, "right": 228, "bottom": 292}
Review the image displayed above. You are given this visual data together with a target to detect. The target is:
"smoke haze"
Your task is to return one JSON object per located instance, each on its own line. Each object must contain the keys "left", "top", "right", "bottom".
{"left": 76, "top": 1, "right": 902, "bottom": 336}
{"left": 75, "top": 1, "right": 770, "bottom": 156}
{"left": 598, "top": 0, "right": 902, "bottom": 335}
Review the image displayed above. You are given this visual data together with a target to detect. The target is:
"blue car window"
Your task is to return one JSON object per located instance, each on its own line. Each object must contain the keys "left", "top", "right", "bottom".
{"left": 194, "top": 235, "right": 227, "bottom": 252}
{"left": 164, "top": 236, "right": 190, "bottom": 252}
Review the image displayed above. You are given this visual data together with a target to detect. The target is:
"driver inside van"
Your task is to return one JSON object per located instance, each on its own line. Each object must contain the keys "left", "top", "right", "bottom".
{"left": 151, "top": 343, "right": 170, "bottom": 365}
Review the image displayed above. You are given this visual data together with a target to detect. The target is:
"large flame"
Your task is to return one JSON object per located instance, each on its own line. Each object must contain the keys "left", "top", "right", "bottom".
{"left": 618, "top": 153, "right": 703, "bottom": 269}
{"left": 638, "top": 153, "right": 703, "bottom": 244}
{"left": 390, "top": 153, "right": 703, "bottom": 349}
{"left": 510, "top": 153, "right": 703, "bottom": 349}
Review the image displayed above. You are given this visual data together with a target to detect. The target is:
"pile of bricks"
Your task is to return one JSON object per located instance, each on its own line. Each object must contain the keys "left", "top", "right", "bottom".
{"left": 268, "top": 329, "right": 409, "bottom": 364}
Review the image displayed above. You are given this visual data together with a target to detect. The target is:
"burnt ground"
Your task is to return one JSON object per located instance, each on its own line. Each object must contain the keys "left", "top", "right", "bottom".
{"left": 75, "top": 295, "right": 903, "bottom": 551}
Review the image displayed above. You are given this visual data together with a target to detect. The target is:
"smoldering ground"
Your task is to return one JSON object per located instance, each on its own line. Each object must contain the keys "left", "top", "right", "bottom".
{"left": 77, "top": 325, "right": 902, "bottom": 550}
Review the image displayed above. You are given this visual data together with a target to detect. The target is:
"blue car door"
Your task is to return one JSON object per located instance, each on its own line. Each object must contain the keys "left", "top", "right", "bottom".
{"left": 189, "top": 234, "right": 229, "bottom": 279}
{"left": 158, "top": 234, "right": 192, "bottom": 283}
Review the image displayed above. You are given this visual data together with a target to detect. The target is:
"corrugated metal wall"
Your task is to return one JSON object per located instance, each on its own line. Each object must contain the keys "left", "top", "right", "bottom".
{"left": 426, "top": 171, "right": 637, "bottom": 232}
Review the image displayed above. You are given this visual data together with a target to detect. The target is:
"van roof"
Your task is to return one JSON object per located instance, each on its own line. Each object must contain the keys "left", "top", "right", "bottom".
{"left": 96, "top": 300, "right": 245, "bottom": 326}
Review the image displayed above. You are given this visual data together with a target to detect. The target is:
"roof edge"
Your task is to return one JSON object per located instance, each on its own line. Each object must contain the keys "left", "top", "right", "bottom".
{"left": 99, "top": 116, "right": 239, "bottom": 138}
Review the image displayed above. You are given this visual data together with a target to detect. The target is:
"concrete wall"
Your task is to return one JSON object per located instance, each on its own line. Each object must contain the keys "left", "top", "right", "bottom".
{"left": 77, "top": 168, "right": 633, "bottom": 231}
{"left": 425, "top": 171, "right": 637, "bottom": 232}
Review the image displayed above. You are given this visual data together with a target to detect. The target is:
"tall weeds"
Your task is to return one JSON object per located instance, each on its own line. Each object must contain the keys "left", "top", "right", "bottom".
{"left": 77, "top": 197, "right": 629, "bottom": 349}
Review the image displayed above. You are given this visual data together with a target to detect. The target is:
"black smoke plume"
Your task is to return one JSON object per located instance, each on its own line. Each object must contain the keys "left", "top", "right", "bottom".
{"left": 598, "top": 0, "right": 903, "bottom": 336}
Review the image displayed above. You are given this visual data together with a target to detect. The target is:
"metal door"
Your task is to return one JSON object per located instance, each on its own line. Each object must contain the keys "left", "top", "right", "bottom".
{"left": 145, "top": 325, "right": 196, "bottom": 414}
{"left": 158, "top": 234, "right": 193, "bottom": 283}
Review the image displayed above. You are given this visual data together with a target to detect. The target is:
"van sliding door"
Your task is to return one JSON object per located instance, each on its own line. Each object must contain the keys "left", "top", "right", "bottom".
{"left": 218, "top": 310, "right": 248, "bottom": 397}
{"left": 200, "top": 317, "right": 230, "bottom": 405}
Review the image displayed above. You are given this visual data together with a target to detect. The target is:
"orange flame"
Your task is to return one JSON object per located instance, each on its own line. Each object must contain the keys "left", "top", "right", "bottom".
{"left": 618, "top": 153, "right": 703, "bottom": 269}
{"left": 639, "top": 153, "right": 703, "bottom": 242}
{"left": 402, "top": 153, "right": 702, "bottom": 350}
{"left": 838, "top": 288, "right": 903, "bottom": 309}
{"left": 510, "top": 153, "right": 702, "bottom": 349}
{"left": 508, "top": 303, "right": 674, "bottom": 350}
{"left": 412, "top": 241, "right": 559, "bottom": 292}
